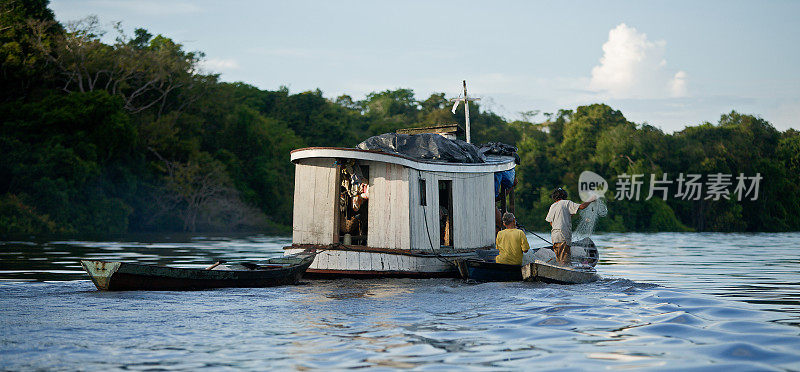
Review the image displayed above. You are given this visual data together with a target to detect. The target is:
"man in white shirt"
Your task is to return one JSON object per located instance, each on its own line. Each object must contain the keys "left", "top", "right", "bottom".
{"left": 545, "top": 188, "right": 596, "bottom": 266}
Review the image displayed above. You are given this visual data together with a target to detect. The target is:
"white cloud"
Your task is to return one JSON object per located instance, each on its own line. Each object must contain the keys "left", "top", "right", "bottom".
{"left": 669, "top": 71, "right": 688, "bottom": 97}
{"left": 589, "top": 23, "right": 687, "bottom": 99}
{"left": 199, "top": 58, "right": 240, "bottom": 72}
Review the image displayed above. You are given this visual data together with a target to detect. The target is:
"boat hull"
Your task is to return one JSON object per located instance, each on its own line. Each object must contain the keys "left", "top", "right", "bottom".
{"left": 455, "top": 259, "right": 522, "bottom": 282}
{"left": 454, "top": 258, "right": 599, "bottom": 284}
{"left": 521, "top": 260, "right": 598, "bottom": 284}
{"left": 81, "top": 253, "right": 315, "bottom": 291}
{"left": 284, "top": 247, "right": 461, "bottom": 278}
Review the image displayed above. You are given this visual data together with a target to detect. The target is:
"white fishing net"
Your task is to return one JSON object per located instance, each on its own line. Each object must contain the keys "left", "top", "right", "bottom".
{"left": 573, "top": 194, "right": 608, "bottom": 241}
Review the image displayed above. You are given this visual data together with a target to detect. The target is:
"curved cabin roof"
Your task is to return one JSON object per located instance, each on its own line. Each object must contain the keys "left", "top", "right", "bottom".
{"left": 291, "top": 147, "right": 515, "bottom": 173}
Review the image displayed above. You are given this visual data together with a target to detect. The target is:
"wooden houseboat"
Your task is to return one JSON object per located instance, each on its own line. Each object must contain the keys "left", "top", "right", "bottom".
{"left": 283, "top": 130, "right": 517, "bottom": 277}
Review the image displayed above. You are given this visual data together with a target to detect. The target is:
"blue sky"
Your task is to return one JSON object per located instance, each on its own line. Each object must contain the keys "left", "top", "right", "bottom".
{"left": 50, "top": 0, "right": 800, "bottom": 132}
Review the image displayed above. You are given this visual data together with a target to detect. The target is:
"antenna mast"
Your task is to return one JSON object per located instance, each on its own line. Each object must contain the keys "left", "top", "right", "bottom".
{"left": 450, "top": 80, "right": 480, "bottom": 143}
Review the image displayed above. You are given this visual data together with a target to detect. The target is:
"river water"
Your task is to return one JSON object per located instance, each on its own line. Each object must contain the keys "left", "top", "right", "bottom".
{"left": 1, "top": 233, "right": 799, "bottom": 370}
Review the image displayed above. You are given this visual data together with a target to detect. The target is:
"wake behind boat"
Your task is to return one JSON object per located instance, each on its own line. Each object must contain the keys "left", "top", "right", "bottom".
{"left": 80, "top": 251, "right": 315, "bottom": 291}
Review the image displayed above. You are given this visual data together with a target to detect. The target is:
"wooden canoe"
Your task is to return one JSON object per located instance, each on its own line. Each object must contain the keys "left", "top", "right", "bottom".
{"left": 80, "top": 252, "right": 316, "bottom": 291}
{"left": 455, "top": 259, "right": 522, "bottom": 282}
{"left": 521, "top": 260, "right": 598, "bottom": 284}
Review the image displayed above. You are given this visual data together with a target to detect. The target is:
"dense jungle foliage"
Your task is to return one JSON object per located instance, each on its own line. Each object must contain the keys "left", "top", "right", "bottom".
{"left": 2, "top": 1, "right": 798, "bottom": 236}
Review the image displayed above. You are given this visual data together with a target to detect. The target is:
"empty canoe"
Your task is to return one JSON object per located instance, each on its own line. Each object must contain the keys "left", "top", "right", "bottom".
{"left": 80, "top": 252, "right": 315, "bottom": 291}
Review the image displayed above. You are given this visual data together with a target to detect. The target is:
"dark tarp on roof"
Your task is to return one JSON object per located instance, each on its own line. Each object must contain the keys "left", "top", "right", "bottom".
{"left": 477, "top": 142, "right": 521, "bottom": 164}
{"left": 356, "top": 133, "right": 486, "bottom": 163}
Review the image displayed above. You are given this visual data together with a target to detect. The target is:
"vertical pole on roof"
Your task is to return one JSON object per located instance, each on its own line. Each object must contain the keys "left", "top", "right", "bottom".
{"left": 450, "top": 81, "right": 479, "bottom": 143}
{"left": 509, "top": 187, "right": 515, "bottom": 214}
{"left": 463, "top": 80, "right": 471, "bottom": 144}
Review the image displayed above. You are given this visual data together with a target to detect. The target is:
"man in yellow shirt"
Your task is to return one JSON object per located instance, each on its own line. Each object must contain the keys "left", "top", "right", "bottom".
{"left": 495, "top": 212, "right": 530, "bottom": 265}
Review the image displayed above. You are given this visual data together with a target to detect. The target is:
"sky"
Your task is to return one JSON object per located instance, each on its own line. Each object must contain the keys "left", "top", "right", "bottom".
{"left": 50, "top": 0, "right": 800, "bottom": 132}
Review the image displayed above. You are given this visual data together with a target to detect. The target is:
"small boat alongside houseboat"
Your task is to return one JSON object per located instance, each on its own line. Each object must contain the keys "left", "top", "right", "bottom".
{"left": 521, "top": 260, "right": 598, "bottom": 284}
{"left": 456, "top": 259, "right": 524, "bottom": 282}
{"left": 455, "top": 239, "right": 600, "bottom": 284}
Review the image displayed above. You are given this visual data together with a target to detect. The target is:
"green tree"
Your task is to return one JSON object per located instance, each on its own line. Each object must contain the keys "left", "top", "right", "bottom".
{"left": 0, "top": 0, "right": 62, "bottom": 101}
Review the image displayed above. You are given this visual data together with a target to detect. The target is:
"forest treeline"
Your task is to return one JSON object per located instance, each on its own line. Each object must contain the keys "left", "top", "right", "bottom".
{"left": 2, "top": 1, "right": 799, "bottom": 237}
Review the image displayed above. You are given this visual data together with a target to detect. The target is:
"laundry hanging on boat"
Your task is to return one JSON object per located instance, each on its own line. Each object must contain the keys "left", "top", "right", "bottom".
{"left": 494, "top": 169, "right": 516, "bottom": 198}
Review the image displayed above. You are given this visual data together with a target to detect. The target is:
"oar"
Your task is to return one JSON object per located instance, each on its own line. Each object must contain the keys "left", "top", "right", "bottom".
{"left": 205, "top": 260, "right": 226, "bottom": 270}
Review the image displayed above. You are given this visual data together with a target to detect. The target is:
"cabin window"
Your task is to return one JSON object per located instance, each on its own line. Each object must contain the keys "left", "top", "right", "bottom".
{"left": 419, "top": 179, "right": 427, "bottom": 206}
{"left": 438, "top": 180, "right": 453, "bottom": 247}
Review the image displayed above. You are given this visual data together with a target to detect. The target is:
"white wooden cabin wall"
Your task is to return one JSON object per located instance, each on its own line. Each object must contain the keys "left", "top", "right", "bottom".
{"left": 409, "top": 171, "right": 495, "bottom": 250}
{"left": 451, "top": 172, "right": 495, "bottom": 249}
{"left": 408, "top": 170, "right": 440, "bottom": 251}
{"left": 292, "top": 158, "right": 338, "bottom": 245}
{"left": 292, "top": 157, "right": 495, "bottom": 250}
{"left": 366, "top": 162, "right": 411, "bottom": 249}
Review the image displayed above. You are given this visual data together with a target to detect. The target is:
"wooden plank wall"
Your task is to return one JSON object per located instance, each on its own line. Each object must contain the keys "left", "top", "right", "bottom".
{"left": 366, "top": 162, "right": 411, "bottom": 249}
{"left": 451, "top": 172, "right": 495, "bottom": 249}
{"left": 409, "top": 171, "right": 495, "bottom": 250}
{"left": 292, "top": 158, "right": 338, "bottom": 245}
{"left": 408, "top": 169, "right": 440, "bottom": 251}
{"left": 284, "top": 248, "right": 453, "bottom": 272}
{"left": 291, "top": 158, "right": 494, "bottom": 250}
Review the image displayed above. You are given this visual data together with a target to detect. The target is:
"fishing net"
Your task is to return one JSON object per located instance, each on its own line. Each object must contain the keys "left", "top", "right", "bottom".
{"left": 573, "top": 194, "right": 608, "bottom": 241}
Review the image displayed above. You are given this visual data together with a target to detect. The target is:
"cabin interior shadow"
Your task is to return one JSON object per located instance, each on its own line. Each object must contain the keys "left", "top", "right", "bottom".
{"left": 337, "top": 160, "right": 369, "bottom": 245}
{"left": 439, "top": 180, "right": 453, "bottom": 248}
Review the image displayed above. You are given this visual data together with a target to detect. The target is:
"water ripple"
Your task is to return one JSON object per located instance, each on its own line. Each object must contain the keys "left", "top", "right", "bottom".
{"left": 2, "top": 233, "right": 800, "bottom": 369}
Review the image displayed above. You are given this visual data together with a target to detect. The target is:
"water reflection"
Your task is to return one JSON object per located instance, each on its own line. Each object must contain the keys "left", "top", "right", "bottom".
{"left": 4, "top": 232, "right": 798, "bottom": 327}
{"left": 1, "top": 233, "right": 800, "bottom": 369}
{"left": 0, "top": 235, "right": 288, "bottom": 281}
{"left": 590, "top": 232, "right": 800, "bottom": 325}
{"left": 2, "top": 276, "right": 800, "bottom": 370}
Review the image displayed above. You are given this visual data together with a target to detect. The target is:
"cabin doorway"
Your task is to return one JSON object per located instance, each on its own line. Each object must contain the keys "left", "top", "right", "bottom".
{"left": 337, "top": 161, "right": 369, "bottom": 245}
{"left": 438, "top": 180, "right": 453, "bottom": 247}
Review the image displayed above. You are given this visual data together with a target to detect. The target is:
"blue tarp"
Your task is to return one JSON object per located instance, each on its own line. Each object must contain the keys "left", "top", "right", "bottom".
{"left": 494, "top": 169, "right": 515, "bottom": 198}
